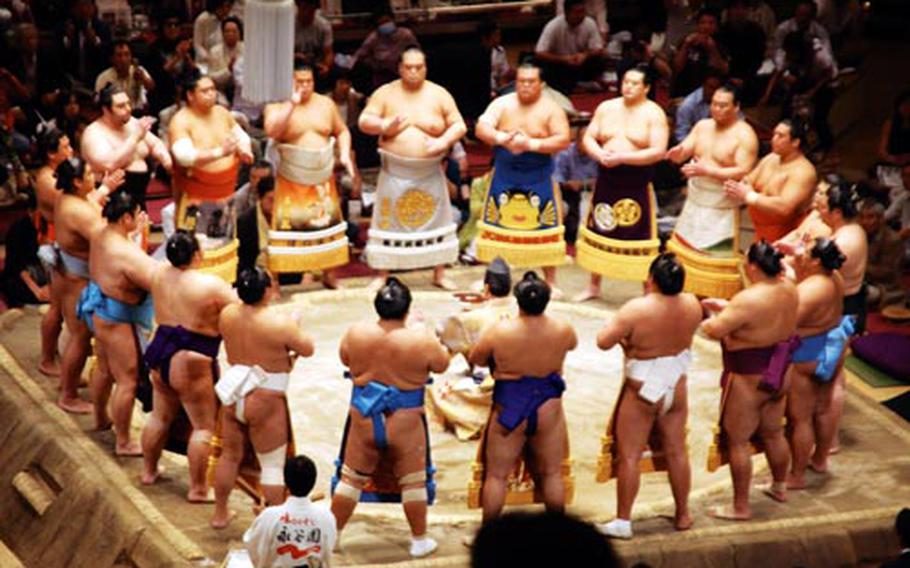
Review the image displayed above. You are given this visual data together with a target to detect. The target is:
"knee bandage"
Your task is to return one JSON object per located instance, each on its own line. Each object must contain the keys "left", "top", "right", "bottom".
{"left": 335, "top": 464, "right": 368, "bottom": 502}
{"left": 401, "top": 487, "right": 427, "bottom": 503}
{"left": 256, "top": 445, "right": 287, "bottom": 486}
{"left": 399, "top": 471, "right": 427, "bottom": 503}
{"left": 189, "top": 429, "right": 213, "bottom": 445}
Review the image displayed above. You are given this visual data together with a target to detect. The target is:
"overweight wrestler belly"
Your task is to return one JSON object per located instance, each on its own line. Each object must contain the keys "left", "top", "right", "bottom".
{"left": 285, "top": 128, "right": 332, "bottom": 151}
{"left": 381, "top": 123, "right": 447, "bottom": 159}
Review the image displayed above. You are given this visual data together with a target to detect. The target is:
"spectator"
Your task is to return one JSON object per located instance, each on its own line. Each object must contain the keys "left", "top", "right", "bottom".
{"left": 674, "top": 68, "right": 724, "bottom": 143}
{"left": 95, "top": 40, "right": 155, "bottom": 113}
{"left": 879, "top": 91, "right": 910, "bottom": 167}
{"left": 717, "top": 0, "right": 766, "bottom": 103}
{"left": 534, "top": 0, "right": 606, "bottom": 95}
{"left": 4, "top": 23, "right": 61, "bottom": 103}
{"left": 228, "top": 52, "right": 263, "bottom": 125}
{"left": 194, "top": 0, "right": 234, "bottom": 70}
{"left": 143, "top": 12, "right": 196, "bottom": 116}
{"left": 50, "top": 90, "right": 89, "bottom": 148}
{"left": 294, "top": 0, "right": 333, "bottom": 89}
{"left": 886, "top": 165, "right": 910, "bottom": 246}
{"left": 554, "top": 124, "right": 598, "bottom": 244}
{"left": 671, "top": 7, "right": 729, "bottom": 97}
{"left": 731, "top": 0, "right": 777, "bottom": 57}
{"left": 232, "top": 159, "right": 271, "bottom": 217}
{"left": 208, "top": 16, "right": 243, "bottom": 94}
{"left": 57, "top": 0, "right": 112, "bottom": 86}
{"left": 773, "top": 0, "right": 835, "bottom": 71}
{"left": 479, "top": 20, "right": 512, "bottom": 95}
{"left": 352, "top": 6, "right": 419, "bottom": 92}
{"left": 1, "top": 187, "right": 50, "bottom": 307}
{"left": 616, "top": 32, "right": 673, "bottom": 106}
{"left": 859, "top": 198, "right": 906, "bottom": 308}
{"left": 237, "top": 174, "right": 274, "bottom": 274}
{"left": 243, "top": 455, "right": 336, "bottom": 568}
{"left": 881, "top": 508, "right": 910, "bottom": 568}
{"left": 814, "top": 0, "right": 861, "bottom": 49}
{"left": 556, "top": 0, "right": 608, "bottom": 39}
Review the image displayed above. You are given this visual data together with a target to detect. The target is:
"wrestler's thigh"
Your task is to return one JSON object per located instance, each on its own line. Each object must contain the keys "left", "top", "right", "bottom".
{"left": 219, "top": 405, "right": 246, "bottom": 460}
{"left": 386, "top": 409, "right": 427, "bottom": 478}
{"left": 484, "top": 408, "right": 530, "bottom": 478}
{"left": 759, "top": 391, "right": 787, "bottom": 437}
{"left": 170, "top": 352, "right": 217, "bottom": 430}
{"left": 722, "top": 374, "right": 763, "bottom": 442}
{"left": 342, "top": 409, "right": 380, "bottom": 475}
{"left": 92, "top": 320, "right": 139, "bottom": 380}
{"left": 528, "top": 399, "right": 568, "bottom": 475}
{"left": 656, "top": 376, "right": 689, "bottom": 452}
{"left": 150, "top": 371, "right": 180, "bottom": 422}
{"left": 786, "top": 366, "right": 817, "bottom": 420}
{"left": 615, "top": 385, "right": 657, "bottom": 458}
{"left": 60, "top": 280, "right": 88, "bottom": 334}
{"left": 246, "top": 394, "right": 289, "bottom": 454}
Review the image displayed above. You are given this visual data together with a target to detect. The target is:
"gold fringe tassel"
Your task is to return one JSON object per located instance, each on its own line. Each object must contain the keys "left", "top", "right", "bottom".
{"left": 576, "top": 227, "right": 660, "bottom": 282}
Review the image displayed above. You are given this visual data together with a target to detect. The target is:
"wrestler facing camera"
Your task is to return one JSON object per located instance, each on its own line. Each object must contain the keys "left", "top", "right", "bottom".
{"left": 263, "top": 63, "right": 355, "bottom": 288}
{"left": 331, "top": 278, "right": 450, "bottom": 558}
{"left": 359, "top": 47, "right": 467, "bottom": 290}
{"left": 468, "top": 272, "right": 578, "bottom": 522}
{"left": 787, "top": 238, "right": 849, "bottom": 490}
{"left": 53, "top": 157, "right": 123, "bottom": 417}
{"left": 81, "top": 192, "right": 156, "bottom": 456}
{"left": 212, "top": 267, "right": 314, "bottom": 529}
{"left": 595, "top": 253, "right": 702, "bottom": 538}
{"left": 575, "top": 65, "right": 669, "bottom": 302}
{"left": 701, "top": 241, "right": 799, "bottom": 520}
{"left": 81, "top": 84, "right": 173, "bottom": 210}
{"left": 140, "top": 231, "right": 237, "bottom": 500}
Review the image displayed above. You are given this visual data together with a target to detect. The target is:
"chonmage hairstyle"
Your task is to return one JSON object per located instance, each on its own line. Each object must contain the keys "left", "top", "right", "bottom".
{"left": 166, "top": 230, "right": 200, "bottom": 268}
{"left": 514, "top": 271, "right": 550, "bottom": 315}
{"left": 236, "top": 267, "right": 272, "bottom": 305}
{"left": 374, "top": 277, "right": 411, "bottom": 320}
{"left": 747, "top": 240, "right": 784, "bottom": 277}
{"left": 649, "top": 253, "right": 685, "bottom": 295}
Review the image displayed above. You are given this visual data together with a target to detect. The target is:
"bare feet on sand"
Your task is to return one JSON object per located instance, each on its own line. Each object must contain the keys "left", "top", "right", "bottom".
{"left": 140, "top": 466, "right": 165, "bottom": 485}
{"left": 432, "top": 276, "right": 457, "bottom": 291}
{"left": 210, "top": 510, "right": 237, "bottom": 529}
{"left": 94, "top": 417, "right": 113, "bottom": 431}
{"left": 758, "top": 482, "right": 788, "bottom": 503}
{"left": 187, "top": 489, "right": 215, "bottom": 503}
{"left": 707, "top": 505, "right": 751, "bottom": 521}
{"left": 322, "top": 273, "right": 342, "bottom": 290}
{"left": 115, "top": 442, "right": 143, "bottom": 457}
{"left": 674, "top": 514, "right": 694, "bottom": 531}
{"left": 57, "top": 397, "right": 92, "bottom": 414}
{"left": 786, "top": 474, "right": 807, "bottom": 490}
{"left": 39, "top": 360, "right": 60, "bottom": 377}
{"left": 572, "top": 286, "right": 601, "bottom": 303}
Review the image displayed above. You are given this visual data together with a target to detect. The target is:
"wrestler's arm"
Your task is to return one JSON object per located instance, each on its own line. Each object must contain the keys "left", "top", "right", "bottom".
{"left": 426, "top": 331, "right": 451, "bottom": 374}
{"left": 475, "top": 98, "right": 507, "bottom": 147}
{"left": 533, "top": 103, "right": 571, "bottom": 154}
{"left": 564, "top": 321, "right": 578, "bottom": 352}
{"left": 580, "top": 106, "right": 605, "bottom": 158}
{"left": 436, "top": 90, "right": 468, "bottom": 148}
{"left": 72, "top": 201, "right": 106, "bottom": 242}
{"left": 285, "top": 319, "right": 315, "bottom": 359}
{"left": 749, "top": 165, "right": 816, "bottom": 217}
{"left": 467, "top": 326, "right": 496, "bottom": 368}
{"left": 596, "top": 305, "right": 634, "bottom": 351}
{"left": 667, "top": 122, "right": 698, "bottom": 163}
{"left": 795, "top": 279, "right": 825, "bottom": 327}
{"left": 35, "top": 173, "right": 61, "bottom": 221}
{"left": 81, "top": 123, "right": 139, "bottom": 172}
{"left": 226, "top": 110, "right": 253, "bottom": 161}
{"left": 357, "top": 87, "right": 389, "bottom": 136}
{"left": 700, "top": 126, "right": 758, "bottom": 181}
{"left": 168, "top": 113, "right": 232, "bottom": 167}
{"left": 144, "top": 130, "right": 173, "bottom": 171}
{"left": 700, "top": 296, "right": 750, "bottom": 340}
{"left": 339, "top": 329, "right": 351, "bottom": 367}
{"left": 620, "top": 108, "right": 669, "bottom": 166}
{"left": 263, "top": 101, "right": 295, "bottom": 140}
{"left": 123, "top": 247, "right": 159, "bottom": 292}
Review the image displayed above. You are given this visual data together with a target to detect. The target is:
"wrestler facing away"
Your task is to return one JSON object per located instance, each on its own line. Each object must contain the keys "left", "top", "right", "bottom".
{"left": 786, "top": 238, "right": 846, "bottom": 489}
{"left": 331, "top": 278, "right": 450, "bottom": 558}
{"left": 358, "top": 47, "right": 467, "bottom": 290}
{"left": 140, "top": 231, "right": 237, "bottom": 500}
{"left": 263, "top": 64, "right": 355, "bottom": 288}
{"left": 701, "top": 242, "right": 799, "bottom": 519}
{"left": 53, "top": 158, "right": 123, "bottom": 416}
{"left": 81, "top": 84, "right": 173, "bottom": 209}
{"left": 212, "top": 267, "right": 314, "bottom": 529}
{"left": 88, "top": 192, "right": 157, "bottom": 456}
{"left": 575, "top": 65, "right": 669, "bottom": 302}
{"left": 725, "top": 119, "right": 817, "bottom": 242}
{"left": 595, "top": 253, "right": 703, "bottom": 538}
{"left": 468, "top": 272, "right": 578, "bottom": 523}
{"left": 34, "top": 129, "right": 74, "bottom": 377}
{"left": 475, "top": 64, "right": 571, "bottom": 293}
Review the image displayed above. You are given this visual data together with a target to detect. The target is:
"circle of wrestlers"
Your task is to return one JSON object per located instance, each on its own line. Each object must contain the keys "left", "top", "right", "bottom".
{"left": 37, "top": 46, "right": 869, "bottom": 557}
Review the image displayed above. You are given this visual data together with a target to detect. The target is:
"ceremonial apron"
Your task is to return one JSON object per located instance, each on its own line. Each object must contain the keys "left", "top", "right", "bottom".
{"left": 365, "top": 149, "right": 458, "bottom": 270}
{"left": 268, "top": 140, "right": 349, "bottom": 273}
{"left": 475, "top": 147, "right": 566, "bottom": 268}
{"left": 576, "top": 164, "right": 659, "bottom": 282}
{"left": 668, "top": 176, "right": 744, "bottom": 299}
{"left": 173, "top": 160, "right": 240, "bottom": 283}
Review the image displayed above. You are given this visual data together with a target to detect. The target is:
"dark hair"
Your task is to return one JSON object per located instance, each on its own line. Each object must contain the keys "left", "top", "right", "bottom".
{"left": 779, "top": 118, "right": 809, "bottom": 149}
{"left": 477, "top": 20, "right": 499, "bottom": 39}
{"left": 181, "top": 70, "right": 209, "bottom": 101}
{"left": 810, "top": 237, "right": 845, "bottom": 271}
{"left": 236, "top": 267, "right": 272, "bottom": 304}
{"left": 293, "top": 61, "right": 315, "bottom": 74}
{"left": 374, "top": 277, "right": 411, "bottom": 320}
{"left": 37, "top": 128, "right": 66, "bottom": 161}
{"left": 98, "top": 83, "right": 127, "bottom": 109}
{"left": 397, "top": 45, "right": 425, "bottom": 65}
{"left": 484, "top": 258, "right": 511, "bottom": 298}
{"left": 514, "top": 271, "right": 550, "bottom": 315}
{"left": 747, "top": 240, "right": 784, "bottom": 277}
{"left": 703, "top": 66, "right": 727, "bottom": 84}
{"left": 563, "top": 0, "right": 585, "bottom": 10}
{"left": 284, "top": 455, "right": 317, "bottom": 497}
{"left": 696, "top": 6, "right": 721, "bottom": 23}
{"left": 206, "top": 0, "right": 233, "bottom": 13}
{"left": 55, "top": 157, "right": 87, "bottom": 194}
{"left": 257, "top": 175, "right": 276, "bottom": 199}
{"left": 221, "top": 15, "right": 243, "bottom": 37}
{"left": 166, "top": 230, "right": 200, "bottom": 268}
{"left": 649, "top": 253, "right": 685, "bottom": 295}
{"left": 897, "top": 508, "right": 910, "bottom": 548}
{"left": 624, "top": 63, "right": 653, "bottom": 87}
{"left": 471, "top": 512, "right": 618, "bottom": 568}
{"left": 102, "top": 190, "right": 140, "bottom": 222}
{"left": 715, "top": 82, "right": 741, "bottom": 105}
{"left": 826, "top": 182, "right": 859, "bottom": 219}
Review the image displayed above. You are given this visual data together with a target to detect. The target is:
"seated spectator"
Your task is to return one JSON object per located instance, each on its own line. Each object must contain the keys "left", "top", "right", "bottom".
{"left": 208, "top": 16, "right": 243, "bottom": 95}
{"left": 773, "top": 0, "right": 835, "bottom": 71}
{"left": 49, "top": 89, "right": 89, "bottom": 149}
{"left": 718, "top": 0, "right": 766, "bottom": 103}
{"left": 5, "top": 23, "right": 62, "bottom": 104}
{"left": 479, "top": 21, "right": 512, "bottom": 96}
{"left": 674, "top": 68, "right": 724, "bottom": 144}
{"left": 886, "top": 165, "right": 910, "bottom": 256}
{"left": 727, "top": 0, "right": 776, "bottom": 57}
{"left": 143, "top": 12, "right": 197, "bottom": 116}
{"left": 194, "top": 0, "right": 234, "bottom": 70}
{"left": 1, "top": 188, "right": 50, "bottom": 307}
{"left": 237, "top": 175, "right": 274, "bottom": 275}
{"left": 56, "top": 0, "right": 112, "bottom": 86}
{"left": 534, "top": 0, "right": 607, "bottom": 95}
{"left": 352, "top": 6, "right": 419, "bottom": 92}
{"left": 554, "top": 124, "right": 598, "bottom": 244}
{"left": 880, "top": 91, "right": 910, "bottom": 167}
{"left": 556, "top": 0, "right": 608, "bottom": 39}
{"left": 243, "top": 455, "right": 336, "bottom": 568}
{"left": 671, "top": 7, "right": 730, "bottom": 97}
{"left": 616, "top": 31, "right": 673, "bottom": 106}
{"left": 95, "top": 40, "right": 155, "bottom": 114}
{"left": 881, "top": 508, "right": 910, "bottom": 568}
{"left": 859, "top": 198, "right": 906, "bottom": 308}
{"left": 294, "top": 0, "right": 334, "bottom": 89}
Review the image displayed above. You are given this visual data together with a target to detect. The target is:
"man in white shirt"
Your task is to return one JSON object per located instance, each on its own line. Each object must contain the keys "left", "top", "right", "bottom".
{"left": 534, "top": 0, "right": 606, "bottom": 94}
{"left": 194, "top": 0, "right": 234, "bottom": 69}
{"left": 773, "top": 0, "right": 835, "bottom": 70}
{"left": 244, "top": 455, "right": 336, "bottom": 567}
{"left": 95, "top": 40, "right": 155, "bottom": 112}
{"left": 208, "top": 16, "right": 244, "bottom": 93}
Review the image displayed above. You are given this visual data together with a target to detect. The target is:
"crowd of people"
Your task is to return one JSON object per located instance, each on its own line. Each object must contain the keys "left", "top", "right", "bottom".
{"left": 0, "top": 0, "right": 909, "bottom": 566}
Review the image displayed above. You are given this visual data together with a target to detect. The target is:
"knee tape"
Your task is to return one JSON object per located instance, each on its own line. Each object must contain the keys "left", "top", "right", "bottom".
{"left": 256, "top": 445, "right": 287, "bottom": 486}
{"left": 401, "top": 487, "right": 427, "bottom": 503}
{"left": 341, "top": 464, "right": 370, "bottom": 484}
{"left": 189, "top": 429, "right": 213, "bottom": 445}
{"left": 398, "top": 470, "right": 426, "bottom": 486}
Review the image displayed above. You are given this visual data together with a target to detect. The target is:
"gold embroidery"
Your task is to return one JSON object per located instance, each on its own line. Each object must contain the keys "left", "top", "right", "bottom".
{"left": 613, "top": 198, "right": 642, "bottom": 227}
{"left": 394, "top": 189, "right": 436, "bottom": 229}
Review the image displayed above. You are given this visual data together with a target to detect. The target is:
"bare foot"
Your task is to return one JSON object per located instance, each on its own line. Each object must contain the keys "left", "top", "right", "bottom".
{"left": 210, "top": 510, "right": 237, "bottom": 530}
{"left": 549, "top": 286, "right": 565, "bottom": 301}
{"left": 758, "top": 483, "right": 788, "bottom": 503}
{"left": 828, "top": 444, "right": 840, "bottom": 455}
{"left": 674, "top": 514, "right": 694, "bottom": 531}
{"left": 302, "top": 273, "right": 315, "bottom": 285}
{"left": 187, "top": 489, "right": 214, "bottom": 503}
{"left": 115, "top": 442, "right": 143, "bottom": 457}
{"left": 322, "top": 273, "right": 342, "bottom": 290}
{"left": 786, "top": 474, "right": 807, "bottom": 490}
{"left": 39, "top": 360, "right": 60, "bottom": 377}
{"left": 572, "top": 287, "right": 601, "bottom": 303}
{"left": 808, "top": 460, "right": 828, "bottom": 474}
{"left": 94, "top": 418, "right": 113, "bottom": 431}
{"left": 432, "top": 276, "right": 457, "bottom": 291}
{"left": 57, "top": 397, "right": 92, "bottom": 414}
{"left": 140, "top": 466, "right": 164, "bottom": 485}
{"left": 707, "top": 505, "right": 751, "bottom": 521}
